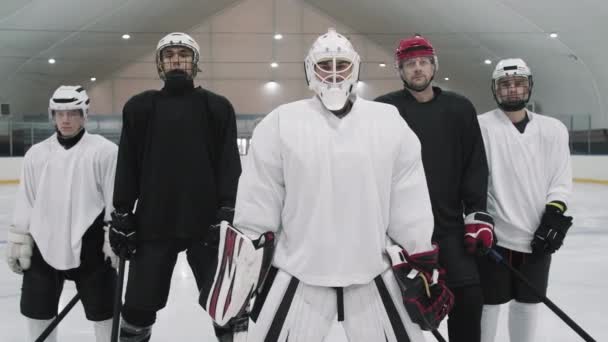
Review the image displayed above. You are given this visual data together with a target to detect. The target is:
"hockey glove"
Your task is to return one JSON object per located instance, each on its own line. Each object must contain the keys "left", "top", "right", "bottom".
{"left": 204, "top": 207, "right": 236, "bottom": 249}
{"left": 464, "top": 211, "right": 495, "bottom": 256}
{"left": 109, "top": 210, "right": 137, "bottom": 259}
{"left": 531, "top": 201, "right": 573, "bottom": 255}
{"left": 216, "top": 206, "right": 235, "bottom": 225}
{"left": 103, "top": 223, "right": 119, "bottom": 269}
{"left": 386, "top": 244, "right": 454, "bottom": 331}
{"left": 6, "top": 226, "right": 33, "bottom": 274}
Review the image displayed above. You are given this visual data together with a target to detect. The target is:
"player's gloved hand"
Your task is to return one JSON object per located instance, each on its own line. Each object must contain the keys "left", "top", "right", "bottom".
{"left": 386, "top": 244, "right": 454, "bottom": 331}
{"left": 6, "top": 226, "right": 34, "bottom": 274}
{"left": 216, "top": 206, "right": 235, "bottom": 225}
{"left": 531, "top": 201, "right": 573, "bottom": 255}
{"left": 103, "top": 223, "right": 119, "bottom": 269}
{"left": 109, "top": 210, "right": 137, "bottom": 259}
{"left": 464, "top": 211, "right": 495, "bottom": 256}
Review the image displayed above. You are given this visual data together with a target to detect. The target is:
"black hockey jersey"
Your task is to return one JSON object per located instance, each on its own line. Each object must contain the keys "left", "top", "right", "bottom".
{"left": 376, "top": 87, "right": 488, "bottom": 239}
{"left": 113, "top": 82, "right": 242, "bottom": 240}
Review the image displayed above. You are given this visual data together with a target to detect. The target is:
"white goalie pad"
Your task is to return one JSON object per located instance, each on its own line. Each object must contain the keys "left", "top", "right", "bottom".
{"left": 202, "top": 221, "right": 275, "bottom": 326}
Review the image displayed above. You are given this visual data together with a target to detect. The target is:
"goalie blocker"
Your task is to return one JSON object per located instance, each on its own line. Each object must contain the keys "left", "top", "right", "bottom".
{"left": 200, "top": 221, "right": 275, "bottom": 326}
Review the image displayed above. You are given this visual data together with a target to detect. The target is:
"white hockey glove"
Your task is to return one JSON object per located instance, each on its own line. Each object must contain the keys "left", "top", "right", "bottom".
{"left": 6, "top": 227, "right": 34, "bottom": 274}
{"left": 103, "top": 224, "right": 119, "bottom": 269}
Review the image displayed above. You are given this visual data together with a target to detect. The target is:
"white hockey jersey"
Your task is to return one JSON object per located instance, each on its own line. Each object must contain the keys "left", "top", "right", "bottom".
{"left": 12, "top": 132, "right": 118, "bottom": 270}
{"left": 478, "top": 109, "right": 572, "bottom": 253}
{"left": 234, "top": 96, "right": 434, "bottom": 287}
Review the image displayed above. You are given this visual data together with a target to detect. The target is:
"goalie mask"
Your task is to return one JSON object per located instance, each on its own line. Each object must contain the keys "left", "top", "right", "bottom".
{"left": 156, "top": 32, "right": 200, "bottom": 80}
{"left": 48, "top": 85, "right": 89, "bottom": 120}
{"left": 491, "top": 58, "right": 533, "bottom": 112}
{"left": 304, "top": 28, "right": 361, "bottom": 111}
{"left": 200, "top": 221, "right": 275, "bottom": 326}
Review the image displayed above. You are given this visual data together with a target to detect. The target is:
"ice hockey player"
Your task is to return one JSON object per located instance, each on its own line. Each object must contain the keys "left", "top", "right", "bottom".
{"left": 7, "top": 85, "right": 118, "bottom": 341}
{"left": 108, "top": 32, "right": 241, "bottom": 341}
{"left": 201, "top": 28, "right": 454, "bottom": 342}
{"left": 477, "top": 58, "right": 573, "bottom": 342}
{"left": 375, "top": 35, "right": 493, "bottom": 342}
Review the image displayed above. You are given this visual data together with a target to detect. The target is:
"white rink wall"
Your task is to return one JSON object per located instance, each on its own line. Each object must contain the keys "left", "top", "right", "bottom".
{"left": 571, "top": 155, "right": 608, "bottom": 182}
{"left": 1, "top": 155, "right": 608, "bottom": 184}
{"left": 0, "top": 158, "right": 22, "bottom": 183}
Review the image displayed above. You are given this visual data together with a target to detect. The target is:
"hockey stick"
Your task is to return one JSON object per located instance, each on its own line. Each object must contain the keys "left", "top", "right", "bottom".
{"left": 431, "top": 329, "right": 447, "bottom": 342}
{"left": 34, "top": 293, "right": 81, "bottom": 342}
{"left": 111, "top": 255, "right": 127, "bottom": 342}
{"left": 488, "top": 249, "right": 596, "bottom": 342}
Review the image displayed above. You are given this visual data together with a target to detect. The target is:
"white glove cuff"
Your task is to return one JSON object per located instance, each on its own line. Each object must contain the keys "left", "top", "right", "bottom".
{"left": 8, "top": 230, "right": 33, "bottom": 245}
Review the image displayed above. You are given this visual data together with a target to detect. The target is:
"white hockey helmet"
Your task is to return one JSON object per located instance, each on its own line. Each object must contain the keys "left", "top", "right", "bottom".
{"left": 304, "top": 28, "right": 361, "bottom": 111}
{"left": 48, "top": 85, "right": 90, "bottom": 120}
{"left": 156, "top": 32, "right": 200, "bottom": 79}
{"left": 491, "top": 58, "right": 533, "bottom": 111}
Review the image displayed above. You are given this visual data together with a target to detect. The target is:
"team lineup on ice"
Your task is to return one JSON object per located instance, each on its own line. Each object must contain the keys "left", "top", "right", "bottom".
{"left": 1, "top": 28, "right": 606, "bottom": 342}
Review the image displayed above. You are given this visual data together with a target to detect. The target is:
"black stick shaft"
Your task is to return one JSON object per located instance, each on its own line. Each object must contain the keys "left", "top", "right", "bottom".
{"left": 35, "top": 293, "right": 81, "bottom": 342}
{"left": 432, "top": 329, "right": 447, "bottom": 342}
{"left": 488, "top": 249, "right": 596, "bottom": 342}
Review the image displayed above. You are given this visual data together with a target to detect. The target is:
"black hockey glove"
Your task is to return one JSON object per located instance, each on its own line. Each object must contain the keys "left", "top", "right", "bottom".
{"left": 109, "top": 210, "right": 137, "bottom": 259}
{"left": 217, "top": 206, "right": 236, "bottom": 224}
{"left": 531, "top": 201, "right": 573, "bottom": 255}
{"left": 204, "top": 207, "right": 236, "bottom": 249}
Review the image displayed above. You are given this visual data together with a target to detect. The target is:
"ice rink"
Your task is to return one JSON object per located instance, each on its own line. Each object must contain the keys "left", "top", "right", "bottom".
{"left": 0, "top": 183, "right": 606, "bottom": 341}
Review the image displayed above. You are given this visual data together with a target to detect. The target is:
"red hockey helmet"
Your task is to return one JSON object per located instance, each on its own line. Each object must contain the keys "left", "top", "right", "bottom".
{"left": 395, "top": 36, "right": 436, "bottom": 68}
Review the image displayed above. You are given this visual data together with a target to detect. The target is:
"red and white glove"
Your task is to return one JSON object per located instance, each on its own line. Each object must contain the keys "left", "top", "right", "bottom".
{"left": 386, "top": 244, "right": 454, "bottom": 331}
{"left": 464, "top": 212, "right": 495, "bottom": 256}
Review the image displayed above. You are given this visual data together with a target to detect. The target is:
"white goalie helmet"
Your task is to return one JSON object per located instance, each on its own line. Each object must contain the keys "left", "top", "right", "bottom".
{"left": 304, "top": 28, "right": 361, "bottom": 111}
{"left": 491, "top": 58, "right": 534, "bottom": 112}
{"left": 156, "top": 32, "right": 201, "bottom": 79}
{"left": 48, "top": 85, "right": 90, "bottom": 120}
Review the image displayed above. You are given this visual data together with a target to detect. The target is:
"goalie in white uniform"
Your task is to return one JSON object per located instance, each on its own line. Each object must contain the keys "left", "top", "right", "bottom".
{"left": 201, "top": 28, "right": 454, "bottom": 342}
{"left": 6, "top": 85, "right": 119, "bottom": 342}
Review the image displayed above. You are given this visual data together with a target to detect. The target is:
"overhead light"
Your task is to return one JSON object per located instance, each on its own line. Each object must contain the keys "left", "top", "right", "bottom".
{"left": 122, "top": 34, "right": 131, "bottom": 40}
{"left": 90, "top": 77, "right": 97, "bottom": 82}
{"left": 274, "top": 33, "right": 283, "bottom": 40}
{"left": 270, "top": 62, "right": 279, "bottom": 68}
{"left": 264, "top": 81, "right": 279, "bottom": 91}
{"left": 379, "top": 63, "right": 387, "bottom": 68}
{"left": 549, "top": 32, "right": 559, "bottom": 38}
{"left": 484, "top": 59, "right": 492, "bottom": 65}
{"left": 444, "top": 77, "right": 450, "bottom": 81}
{"left": 48, "top": 58, "right": 56, "bottom": 64}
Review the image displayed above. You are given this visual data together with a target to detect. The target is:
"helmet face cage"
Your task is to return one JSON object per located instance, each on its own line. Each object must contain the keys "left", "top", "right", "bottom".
{"left": 48, "top": 85, "right": 90, "bottom": 121}
{"left": 304, "top": 28, "right": 361, "bottom": 111}
{"left": 156, "top": 33, "right": 200, "bottom": 80}
{"left": 491, "top": 58, "right": 533, "bottom": 111}
{"left": 310, "top": 55, "right": 357, "bottom": 86}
